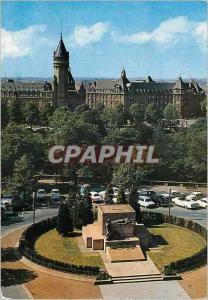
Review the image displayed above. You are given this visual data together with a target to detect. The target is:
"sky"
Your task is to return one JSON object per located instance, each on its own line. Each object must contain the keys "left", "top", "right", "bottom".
{"left": 1, "top": 1, "right": 207, "bottom": 79}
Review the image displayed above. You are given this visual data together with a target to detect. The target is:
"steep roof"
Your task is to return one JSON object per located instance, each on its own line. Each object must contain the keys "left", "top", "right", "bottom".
{"left": 146, "top": 76, "right": 154, "bottom": 83}
{"left": 54, "top": 37, "right": 69, "bottom": 59}
{"left": 1, "top": 80, "right": 53, "bottom": 92}
{"left": 89, "top": 79, "right": 122, "bottom": 90}
{"left": 128, "top": 81, "right": 175, "bottom": 92}
{"left": 173, "top": 77, "right": 186, "bottom": 89}
{"left": 1, "top": 81, "right": 46, "bottom": 91}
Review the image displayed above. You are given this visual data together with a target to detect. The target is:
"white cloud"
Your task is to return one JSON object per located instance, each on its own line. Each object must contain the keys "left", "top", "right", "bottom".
{"left": 1, "top": 25, "right": 47, "bottom": 59}
{"left": 112, "top": 16, "right": 207, "bottom": 51}
{"left": 193, "top": 21, "right": 207, "bottom": 51}
{"left": 69, "top": 22, "right": 110, "bottom": 47}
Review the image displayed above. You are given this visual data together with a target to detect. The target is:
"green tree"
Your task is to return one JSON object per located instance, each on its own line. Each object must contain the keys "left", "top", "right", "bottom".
{"left": 76, "top": 198, "right": 94, "bottom": 228}
{"left": 8, "top": 154, "right": 37, "bottom": 194}
{"left": 1, "top": 102, "right": 9, "bottom": 129}
{"left": 129, "top": 103, "right": 145, "bottom": 125}
{"left": 2, "top": 123, "right": 44, "bottom": 180}
{"left": 104, "top": 184, "right": 114, "bottom": 204}
{"left": 200, "top": 97, "right": 207, "bottom": 115}
{"left": 74, "top": 103, "right": 90, "bottom": 113}
{"left": 24, "top": 101, "right": 40, "bottom": 127}
{"left": 185, "top": 129, "right": 206, "bottom": 181}
{"left": 163, "top": 103, "right": 179, "bottom": 121}
{"left": 94, "top": 102, "right": 105, "bottom": 114}
{"left": 117, "top": 188, "right": 127, "bottom": 204}
{"left": 9, "top": 99, "right": 23, "bottom": 124}
{"left": 49, "top": 107, "right": 100, "bottom": 145}
{"left": 112, "top": 165, "right": 144, "bottom": 218}
{"left": 56, "top": 202, "right": 73, "bottom": 236}
{"left": 102, "top": 104, "right": 127, "bottom": 129}
{"left": 102, "top": 127, "right": 141, "bottom": 145}
{"left": 145, "top": 103, "right": 161, "bottom": 126}
{"left": 40, "top": 104, "right": 54, "bottom": 126}
{"left": 112, "top": 165, "right": 144, "bottom": 192}
{"left": 83, "top": 191, "right": 92, "bottom": 208}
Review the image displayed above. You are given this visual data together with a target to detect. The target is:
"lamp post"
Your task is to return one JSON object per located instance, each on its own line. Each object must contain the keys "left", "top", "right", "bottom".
{"left": 168, "top": 188, "right": 171, "bottom": 218}
{"left": 32, "top": 192, "right": 36, "bottom": 224}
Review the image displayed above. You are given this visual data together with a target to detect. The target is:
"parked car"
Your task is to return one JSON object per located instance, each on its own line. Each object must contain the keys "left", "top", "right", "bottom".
{"left": 99, "top": 190, "right": 106, "bottom": 198}
{"left": 151, "top": 195, "right": 170, "bottom": 207}
{"left": 89, "top": 192, "right": 104, "bottom": 204}
{"left": 1, "top": 194, "right": 14, "bottom": 206}
{"left": 172, "top": 195, "right": 186, "bottom": 204}
{"left": 186, "top": 192, "right": 204, "bottom": 201}
{"left": 51, "top": 189, "right": 61, "bottom": 201}
{"left": 161, "top": 190, "right": 183, "bottom": 199}
{"left": 138, "top": 196, "right": 156, "bottom": 208}
{"left": 36, "top": 189, "right": 46, "bottom": 200}
{"left": 197, "top": 198, "right": 207, "bottom": 209}
{"left": 173, "top": 197, "right": 199, "bottom": 209}
{"left": 137, "top": 190, "right": 156, "bottom": 197}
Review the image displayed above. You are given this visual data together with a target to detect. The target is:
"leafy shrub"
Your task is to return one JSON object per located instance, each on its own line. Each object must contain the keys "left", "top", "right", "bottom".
{"left": 163, "top": 266, "right": 177, "bottom": 276}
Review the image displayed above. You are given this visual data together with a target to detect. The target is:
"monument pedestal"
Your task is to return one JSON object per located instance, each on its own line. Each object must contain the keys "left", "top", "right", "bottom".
{"left": 82, "top": 204, "right": 151, "bottom": 252}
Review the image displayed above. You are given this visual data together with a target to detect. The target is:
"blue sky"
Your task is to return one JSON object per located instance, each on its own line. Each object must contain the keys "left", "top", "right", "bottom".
{"left": 1, "top": 1, "right": 207, "bottom": 79}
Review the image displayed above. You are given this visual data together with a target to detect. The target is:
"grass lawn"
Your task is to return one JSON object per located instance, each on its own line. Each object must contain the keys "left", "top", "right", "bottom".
{"left": 147, "top": 223, "right": 206, "bottom": 271}
{"left": 35, "top": 229, "right": 105, "bottom": 268}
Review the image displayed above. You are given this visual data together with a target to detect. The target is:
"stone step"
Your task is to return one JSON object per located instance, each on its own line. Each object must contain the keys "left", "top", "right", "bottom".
{"left": 112, "top": 277, "right": 164, "bottom": 284}
{"left": 112, "top": 273, "right": 162, "bottom": 280}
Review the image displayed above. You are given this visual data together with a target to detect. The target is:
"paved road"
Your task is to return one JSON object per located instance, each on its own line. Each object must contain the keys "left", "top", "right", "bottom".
{"left": 141, "top": 206, "right": 207, "bottom": 227}
{"left": 1, "top": 284, "right": 30, "bottom": 299}
{"left": 2, "top": 207, "right": 59, "bottom": 236}
{"left": 2, "top": 208, "right": 58, "bottom": 300}
{"left": 100, "top": 280, "right": 191, "bottom": 300}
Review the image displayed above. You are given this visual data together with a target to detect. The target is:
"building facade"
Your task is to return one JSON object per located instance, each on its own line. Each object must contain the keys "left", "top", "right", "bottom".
{"left": 86, "top": 70, "right": 205, "bottom": 118}
{"left": 1, "top": 37, "right": 205, "bottom": 118}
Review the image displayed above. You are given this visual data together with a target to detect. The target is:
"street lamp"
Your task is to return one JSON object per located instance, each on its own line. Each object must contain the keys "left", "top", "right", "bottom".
{"left": 168, "top": 188, "right": 171, "bottom": 218}
{"left": 32, "top": 192, "right": 36, "bottom": 223}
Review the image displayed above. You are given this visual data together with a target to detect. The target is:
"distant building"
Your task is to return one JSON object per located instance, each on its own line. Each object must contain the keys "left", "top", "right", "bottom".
{"left": 1, "top": 37, "right": 205, "bottom": 118}
{"left": 86, "top": 70, "right": 205, "bottom": 118}
{"left": 1, "top": 36, "right": 85, "bottom": 110}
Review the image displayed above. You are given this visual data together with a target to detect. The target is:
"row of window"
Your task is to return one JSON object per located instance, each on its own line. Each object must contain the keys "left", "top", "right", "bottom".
{"left": 1, "top": 91, "right": 53, "bottom": 98}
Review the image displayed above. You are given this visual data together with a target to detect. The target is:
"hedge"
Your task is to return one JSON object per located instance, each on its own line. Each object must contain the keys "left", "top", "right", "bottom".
{"left": 19, "top": 212, "right": 207, "bottom": 276}
{"left": 19, "top": 216, "right": 100, "bottom": 276}
{"left": 141, "top": 211, "right": 207, "bottom": 274}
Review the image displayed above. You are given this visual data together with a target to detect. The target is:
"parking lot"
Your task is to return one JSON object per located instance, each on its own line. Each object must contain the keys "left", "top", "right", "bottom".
{"left": 141, "top": 205, "right": 207, "bottom": 227}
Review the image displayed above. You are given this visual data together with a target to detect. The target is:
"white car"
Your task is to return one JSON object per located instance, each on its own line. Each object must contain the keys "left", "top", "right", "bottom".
{"left": 90, "top": 192, "right": 104, "bottom": 203}
{"left": 1, "top": 194, "right": 14, "bottom": 206}
{"left": 138, "top": 196, "right": 156, "bottom": 208}
{"left": 36, "top": 189, "right": 46, "bottom": 200}
{"left": 173, "top": 197, "right": 199, "bottom": 209}
{"left": 172, "top": 196, "right": 186, "bottom": 204}
{"left": 197, "top": 198, "right": 207, "bottom": 209}
{"left": 161, "top": 190, "right": 182, "bottom": 198}
{"left": 186, "top": 192, "right": 204, "bottom": 201}
{"left": 99, "top": 190, "right": 106, "bottom": 198}
{"left": 51, "top": 189, "right": 61, "bottom": 201}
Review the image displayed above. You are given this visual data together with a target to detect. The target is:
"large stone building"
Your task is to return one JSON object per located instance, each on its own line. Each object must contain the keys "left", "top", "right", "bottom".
{"left": 1, "top": 36, "right": 205, "bottom": 118}
{"left": 86, "top": 69, "right": 205, "bottom": 118}
{"left": 1, "top": 36, "right": 85, "bottom": 110}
